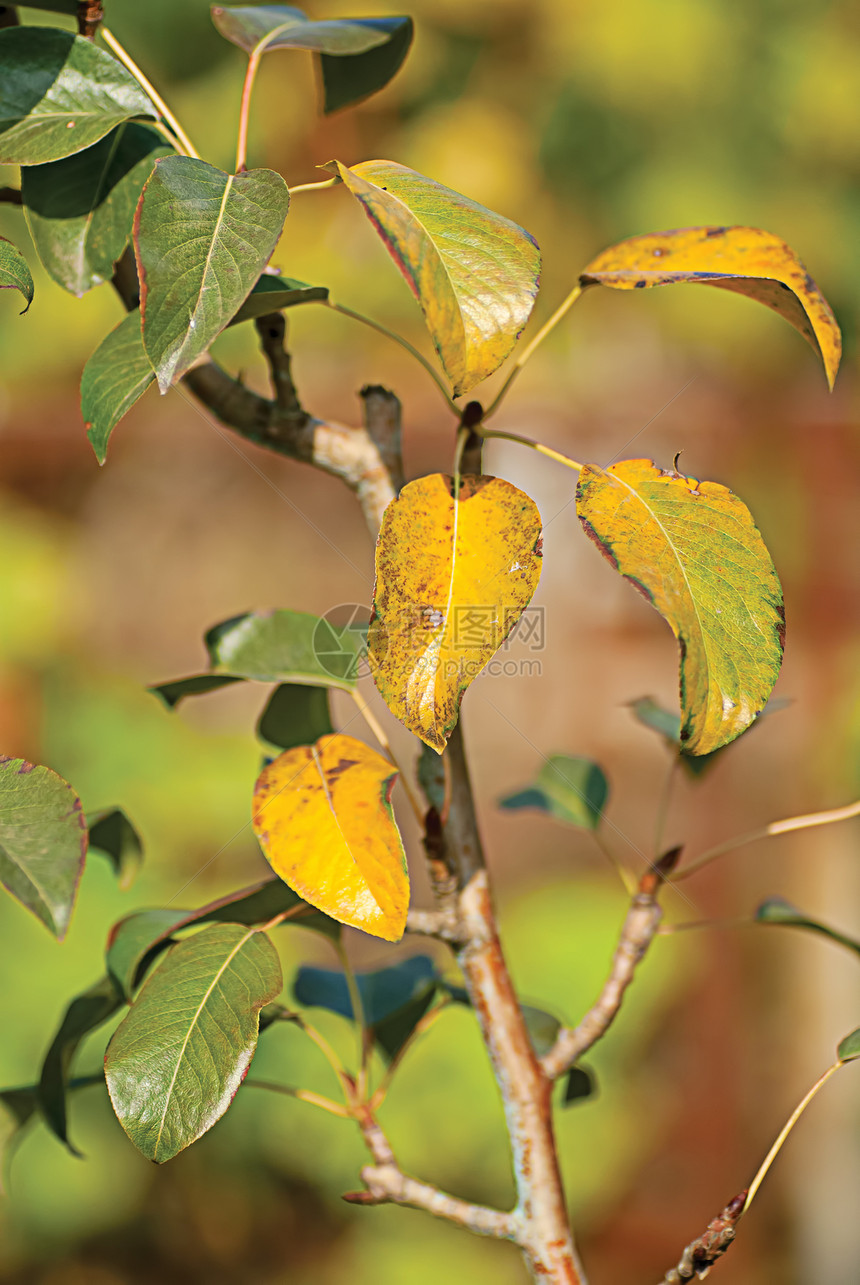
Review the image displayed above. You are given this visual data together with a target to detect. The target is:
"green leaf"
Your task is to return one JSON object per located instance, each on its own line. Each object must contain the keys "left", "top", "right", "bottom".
{"left": 0, "top": 236, "right": 34, "bottom": 311}
{"left": 499, "top": 755, "right": 608, "bottom": 830}
{"left": 207, "top": 609, "right": 360, "bottom": 688}
{"left": 228, "top": 274, "right": 329, "bottom": 326}
{"left": 22, "top": 123, "right": 170, "bottom": 297}
{"left": 135, "top": 156, "right": 290, "bottom": 391}
{"left": 293, "top": 955, "right": 437, "bottom": 1027}
{"left": 148, "top": 674, "right": 243, "bottom": 710}
{"left": 37, "top": 976, "right": 122, "bottom": 1154}
{"left": 107, "top": 877, "right": 338, "bottom": 999}
{"left": 631, "top": 695, "right": 790, "bottom": 778}
{"left": 81, "top": 310, "right": 155, "bottom": 464}
{"left": 755, "top": 898, "right": 860, "bottom": 958}
{"left": 87, "top": 807, "right": 143, "bottom": 891}
{"left": 257, "top": 683, "right": 332, "bottom": 751}
{"left": 0, "top": 1086, "right": 39, "bottom": 1196}
{"left": 319, "top": 18, "right": 413, "bottom": 114}
{"left": 211, "top": 5, "right": 392, "bottom": 55}
{"left": 332, "top": 160, "right": 540, "bottom": 396}
{"left": 105, "top": 923, "right": 282, "bottom": 1162}
{"left": 562, "top": 1064, "right": 596, "bottom": 1107}
{"left": 0, "top": 756, "right": 87, "bottom": 939}
{"left": 372, "top": 989, "right": 437, "bottom": 1062}
{"left": 838, "top": 1028, "right": 860, "bottom": 1063}
{"left": 0, "top": 29, "right": 157, "bottom": 165}
{"left": 576, "top": 458, "right": 784, "bottom": 756}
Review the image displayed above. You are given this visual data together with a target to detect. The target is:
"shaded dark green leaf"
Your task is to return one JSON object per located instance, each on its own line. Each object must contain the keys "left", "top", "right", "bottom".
{"left": 320, "top": 17, "right": 413, "bottom": 114}
{"left": 0, "top": 236, "right": 34, "bottom": 311}
{"left": 81, "top": 310, "right": 155, "bottom": 464}
{"left": 37, "top": 976, "right": 122, "bottom": 1154}
{"left": 499, "top": 755, "right": 608, "bottom": 830}
{"left": 106, "top": 924, "right": 282, "bottom": 1162}
{"left": 258, "top": 1002, "right": 300, "bottom": 1032}
{"left": 0, "top": 756, "right": 86, "bottom": 939}
{"left": 755, "top": 897, "right": 860, "bottom": 958}
{"left": 135, "top": 156, "right": 290, "bottom": 390}
{"left": 0, "top": 29, "right": 157, "bottom": 165}
{"left": 148, "top": 673, "right": 243, "bottom": 710}
{"left": 417, "top": 742, "right": 445, "bottom": 812}
{"left": 22, "top": 123, "right": 170, "bottom": 296}
{"left": 372, "top": 988, "right": 437, "bottom": 1062}
{"left": 562, "top": 1064, "right": 596, "bottom": 1107}
{"left": 838, "top": 1028, "right": 860, "bottom": 1063}
{"left": 87, "top": 807, "right": 143, "bottom": 891}
{"left": 257, "top": 683, "right": 332, "bottom": 751}
{"left": 293, "top": 955, "right": 438, "bottom": 1028}
{"left": 0, "top": 1086, "right": 39, "bottom": 1196}
{"left": 228, "top": 274, "right": 329, "bottom": 326}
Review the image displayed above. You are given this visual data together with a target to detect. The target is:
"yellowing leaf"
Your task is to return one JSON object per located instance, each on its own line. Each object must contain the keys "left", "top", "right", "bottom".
{"left": 369, "top": 474, "right": 542, "bottom": 751}
{"left": 576, "top": 459, "right": 783, "bottom": 756}
{"left": 579, "top": 226, "right": 840, "bottom": 390}
{"left": 251, "top": 734, "right": 408, "bottom": 942}
{"left": 332, "top": 160, "right": 540, "bottom": 396}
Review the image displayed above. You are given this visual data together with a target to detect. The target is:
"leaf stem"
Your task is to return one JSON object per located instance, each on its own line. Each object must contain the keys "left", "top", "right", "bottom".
{"left": 349, "top": 688, "right": 424, "bottom": 824}
{"left": 100, "top": 28, "right": 200, "bottom": 159}
{"left": 483, "top": 284, "right": 584, "bottom": 420}
{"left": 235, "top": 49, "right": 262, "bottom": 173}
{"left": 672, "top": 799, "right": 860, "bottom": 883}
{"left": 245, "top": 1078, "right": 350, "bottom": 1118}
{"left": 743, "top": 1061, "right": 843, "bottom": 1213}
{"left": 336, "top": 939, "right": 369, "bottom": 1095}
{"left": 325, "top": 300, "right": 459, "bottom": 415}
{"left": 475, "top": 425, "right": 583, "bottom": 473}
{"left": 653, "top": 759, "right": 679, "bottom": 859}
{"left": 290, "top": 177, "right": 342, "bottom": 196}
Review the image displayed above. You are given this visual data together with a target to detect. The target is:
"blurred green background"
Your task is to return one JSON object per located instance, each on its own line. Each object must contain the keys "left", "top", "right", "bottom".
{"left": 1, "top": 1, "right": 860, "bottom": 1282}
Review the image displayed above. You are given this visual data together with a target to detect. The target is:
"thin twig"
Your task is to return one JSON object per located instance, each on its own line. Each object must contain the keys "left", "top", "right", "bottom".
{"left": 100, "top": 28, "right": 200, "bottom": 159}
{"left": 244, "top": 1079, "right": 350, "bottom": 1118}
{"left": 483, "top": 284, "right": 584, "bottom": 420}
{"left": 235, "top": 49, "right": 261, "bottom": 173}
{"left": 656, "top": 1191, "right": 747, "bottom": 1283}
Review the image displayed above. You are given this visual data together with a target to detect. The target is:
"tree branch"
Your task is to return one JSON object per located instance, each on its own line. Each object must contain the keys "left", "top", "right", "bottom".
{"left": 656, "top": 1192, "right": 746, "bottom": 1283}
{"left": 541, "top": 885, "right": 663, "bottom": 1081}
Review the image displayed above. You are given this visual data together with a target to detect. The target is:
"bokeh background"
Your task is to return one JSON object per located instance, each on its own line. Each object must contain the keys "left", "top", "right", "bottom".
{"left": 1, "top": 1, "right": 860, "bottom": 1281}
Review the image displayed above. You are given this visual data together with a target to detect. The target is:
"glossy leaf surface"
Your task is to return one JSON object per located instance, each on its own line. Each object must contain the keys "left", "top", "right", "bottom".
{"left": 0, "top": 757, "right": 87, "bottom": 939}
{"left": 38, "top": 976, "right": 122, "bottom": 1153}
{"left": 106, "top": 924, "right": 282, "bottom": 1162}
{"left": 579, "top": 225, "right": 840, "bottom": 389}
{"left": 81, "top": 311, "right": 155, "bottom": 463}
{"left": 755, "top": 898, "right": 860, "bottom": 958}
{"left": 0, "top": 29, "right": 156, "bottom": 165}
{"left": 500, "top": 754, "right": 608, "bottom": 830}
{"left": 87, "top": 808, "right": 143, "bottom": 890}
{"left": 333, "top": 160, "right": 540, "bottom": 395}
{"left": 369, "top": 474, "right": 542, "bottom": 751}
{"left": 257, "top": 683, "right": 333, "bottom": 751}
{"left": 0, "top": 237, "right": 34, "bottom": 311}
{"left": 577, "top": 459, "right": 784, "bottom": 756}
{"left": 253, "top": 734, "right": 408, "bottom": 941}
{"left": 22, "top": 124, "right": 170, "bottom": 296}
{"left": 134, "top": 156, "right": 289, "bottom": 390}
{"left": 228, "top": 274, "right": 328, "bottom": 326}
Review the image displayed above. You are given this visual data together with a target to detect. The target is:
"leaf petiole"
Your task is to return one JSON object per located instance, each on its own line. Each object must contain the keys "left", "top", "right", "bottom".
{"left": 244, "top": 1079, "right": 351, "bottom": 1118}
{"left": 290, "top": 177, "right": 342, "bottom": 196}
{"left": 100, "top": 28, "right": 200, "bottom": 159}
{"left": 474, "top": 425, "right": 583, "bottom": 473}
{"left": 483, "top": 284, "right": 584, "bottom": 419}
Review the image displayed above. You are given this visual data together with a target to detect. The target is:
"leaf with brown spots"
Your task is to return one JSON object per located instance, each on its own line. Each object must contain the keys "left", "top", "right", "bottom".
{"left": 576, "top": 459, "right": 784, "bottom": 756}
{"left": 579, "top": 226, "right": 840, "bottom": 389}
{"left": 252, "top": 734, "right": 408, "bottom": 942}
{"left": 368, "top": 474, "right": 543, "bottom": 751}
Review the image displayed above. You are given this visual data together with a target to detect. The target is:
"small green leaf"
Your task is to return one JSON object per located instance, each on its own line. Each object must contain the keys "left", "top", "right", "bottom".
{"left": 333, "top": 160, "right": 541, "bottom": 396}
{"left": 81, "top": 311, "right": 155, "bottom": 463}
{"left": 87, "top": 808, "right": 143, "bottom": 891}
{"left": 499, "top": 754, "right": 608, "bottom": 830}
{"left": 838, "top": 1029, "right": 860, "bottom": 1063}
{"left": 207, "top": 609, "right": 360, "bottom": 688}
{"left": 0, "top": 29, "right": 157, "bottom": 165}
{"left": 106, "top": 908, "right": 187, "bottom": 999}
{"left": 257, "top": 683, "right": 332, "bottom": 751}
{"left": 0, "top": 1087, "right": 39, "bottom": 1196}
{"left": 562, "top": 1064, "right": 596, "bottom": 1107}
{"left": 755, "top": 898, "right": 860, "bottom": 958}
{"left": 37, "top": 976, "right": 123, "bottom": 1154}
{"left": 293, "top": 955, "right": 437, "bottom": 1027}
{"left": 228, "top": 274, "right": 329, "bottom": 326}
{"left": 0, "top": 757, "right": 87, "bottom": 939}
{"left": 135, "top": 156, "right": 290, "bottom": 390}
{"left": 148, "top": 674, "right": 243, "bottom": 710}
{"left": 0, "top": 236, "right": 34, "bottom": 311}
{"left": 105, "top": 923, "right": 282, "bottom": 1162}
{"left": 319, "top": 18, "right": 413, "bottom": 114}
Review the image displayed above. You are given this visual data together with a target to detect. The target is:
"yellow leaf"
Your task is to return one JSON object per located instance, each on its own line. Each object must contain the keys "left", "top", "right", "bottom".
{"left": 369, "top": 473, "right": 542, "bottom": 752}
{"left": 251, "top": 734, "right": 408, "bottom": 942}
{"left": 332, "top": 160, "right": 541, "bottom": 396}
{"left": 580, "top": 225, "right": 841, "bottom": 390}
{"left": 576, "top": 459, "right": 784, "bottom": 756}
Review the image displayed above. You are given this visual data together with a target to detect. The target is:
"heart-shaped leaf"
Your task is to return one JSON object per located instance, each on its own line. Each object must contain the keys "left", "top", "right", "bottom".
{"left": 500, "top": 754, "right": 608, "bottom": 829}
{"left": 0, "top": 29, "right": 157, "bottom": 165}
{"left": 87, "top": 807, "right": 143, "bottom": 891}
{"left": 257, "top": 683, "right": 333, "bottom": 751}
{"left": 37, "top": 976, "right": 123, "bottom": 1153}
{"left": 81, "top": 310, "right": 155, "bottom": 463}
{"left": 369, "top": 473, "right": 543, "bottom": 751}
{"left": 576, "top": 459, "right": 784, "bottom": 756}
{"left": 579, "top": 226, "right": 841, "bottom": 390}
{"left": 0, "top": 757, "right": 87, "bottom": 939}
{"left": 105, "top": 923, "right": 282, "bottom": 1162}
{"left": 22, "top": 123, "right": 170, "bottom": 296}
{"left": 134, "top": 156, "right": 290, "bottom": 390}
{"left": 333, "top": 160, "right": 540, "bottom": 396}
{"left": 0, "top": 236, "right": 34, "bottom": 311}
{"left": 252, "top": 734, "right": 408, "bottom": 942}
{"left": 228, "top": 274, "right": 328, "bottom": 326}
{"left": 755, "top": 897, "right": 860, "bottom": 958}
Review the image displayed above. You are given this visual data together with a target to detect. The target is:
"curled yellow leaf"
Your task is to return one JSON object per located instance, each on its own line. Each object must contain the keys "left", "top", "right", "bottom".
{"left": 369, "top": 473, "right": 543, "bottom": 751}
{"left": 252, "top": 734, "right": 408, "bottom": 942}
